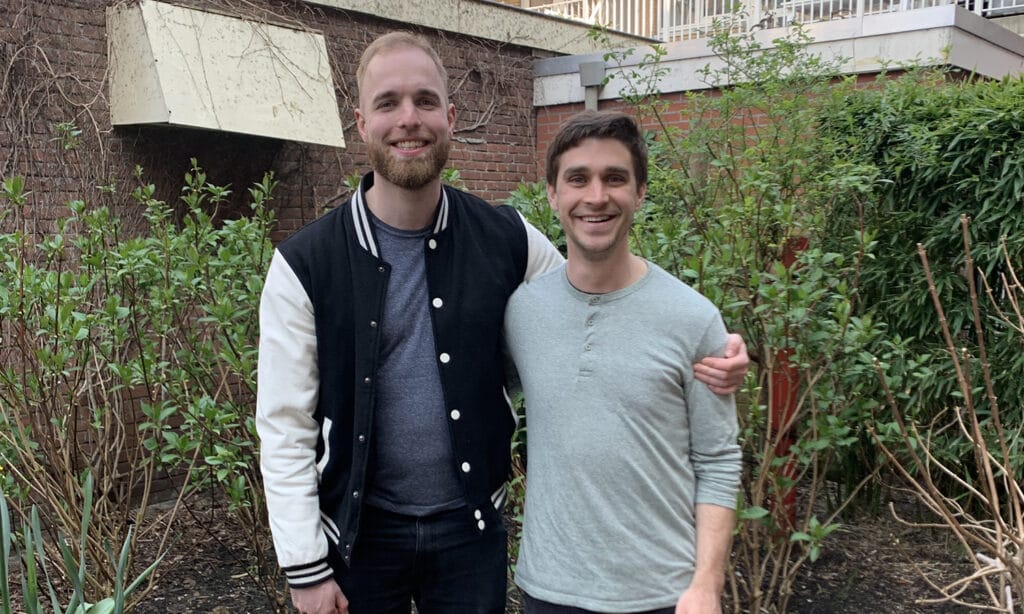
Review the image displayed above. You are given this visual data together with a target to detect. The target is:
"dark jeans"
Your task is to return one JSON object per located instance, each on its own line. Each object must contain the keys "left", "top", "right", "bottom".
{"left": 328, "top": 505, "right": 507, "bottom": 614}
{"left": 523, "top": 593, "right": 674, "bottom": 614}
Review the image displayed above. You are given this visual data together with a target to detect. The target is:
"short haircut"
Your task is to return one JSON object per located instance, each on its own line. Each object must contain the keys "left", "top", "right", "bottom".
{"left": 356, "top": 32, "right": 449, "bottom": 103}
{"left": 545, "top": 111, "right": 648, "bottom": 189}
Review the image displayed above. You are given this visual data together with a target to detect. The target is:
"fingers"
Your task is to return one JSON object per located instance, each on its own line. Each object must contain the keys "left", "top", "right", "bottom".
{"left": 694, "top": 362, "right": 743, "bottom": 395}
{"left": 724, "top": 333, "right": 745, "bottom": 358}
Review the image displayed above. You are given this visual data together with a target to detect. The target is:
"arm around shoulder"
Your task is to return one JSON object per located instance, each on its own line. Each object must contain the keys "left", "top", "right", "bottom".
{"left": 517, "top": 212, "right": 564, "bottom": 282}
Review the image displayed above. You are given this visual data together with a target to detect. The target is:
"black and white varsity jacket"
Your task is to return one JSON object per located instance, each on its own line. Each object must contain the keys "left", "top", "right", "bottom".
{"left": 255, "top": 172, "right": 562, "bottom": 588}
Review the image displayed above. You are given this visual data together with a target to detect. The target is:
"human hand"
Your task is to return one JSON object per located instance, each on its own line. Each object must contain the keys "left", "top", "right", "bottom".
{"left": 290, "top": 580, "right": 349, "bottom": 614}
{"left": 675, "top": 585, "right": 722, "bottom": 614}
{"left": 693, "top": 333, "right": 749, "bottom": 395}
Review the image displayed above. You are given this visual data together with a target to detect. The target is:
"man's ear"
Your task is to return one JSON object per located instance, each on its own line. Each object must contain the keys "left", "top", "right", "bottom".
{"left": 447, "top": 102, "right": 456, "bottom": 134}
{"left": 547, "top": 182, "right": 558, "bottom": 210}
{"left": 637, "top": 183, "right": 647, "bottom": 207}
{"left": 355, "top": 107, "right": 367, "bottom": 142}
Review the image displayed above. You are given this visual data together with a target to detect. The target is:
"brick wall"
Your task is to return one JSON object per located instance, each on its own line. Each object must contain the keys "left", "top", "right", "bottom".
{"left": 0, "top": 0, "right": 541, "bottom": 243}
{"left": 535, "top": 73, "right": 888, "bottom": 172}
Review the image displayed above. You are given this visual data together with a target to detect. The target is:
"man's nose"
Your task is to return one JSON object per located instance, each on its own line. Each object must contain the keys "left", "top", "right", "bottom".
{"left": 396, "top": 100, "right": 421, "bottom": 127}
{"left": 584, "top": 180, "right": 608, "bottom": 203}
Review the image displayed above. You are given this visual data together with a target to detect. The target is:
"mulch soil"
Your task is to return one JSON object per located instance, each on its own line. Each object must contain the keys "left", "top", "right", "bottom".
{"left": 126, "top": 492, "right": 996, "bottom": 614}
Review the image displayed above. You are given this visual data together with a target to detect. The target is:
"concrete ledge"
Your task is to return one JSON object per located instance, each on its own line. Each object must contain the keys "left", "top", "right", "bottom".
{"left": 303, "top": 0, "right": 654, "bottom": 55}
{"left": 534, "top": 4, "right": 1024, "bottom": 106}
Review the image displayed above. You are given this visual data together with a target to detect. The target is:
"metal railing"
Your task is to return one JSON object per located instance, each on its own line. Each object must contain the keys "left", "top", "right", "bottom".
{"left": 525, "top": 0, "right": 1024, "bottom": 40}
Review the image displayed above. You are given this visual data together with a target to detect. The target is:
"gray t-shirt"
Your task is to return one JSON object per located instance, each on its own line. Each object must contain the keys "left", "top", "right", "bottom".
{"left": 364, "top": 216, "right": 463, "bottom": 515}
{"left": 504, "top": 262, "right": 741, "bottom": 612}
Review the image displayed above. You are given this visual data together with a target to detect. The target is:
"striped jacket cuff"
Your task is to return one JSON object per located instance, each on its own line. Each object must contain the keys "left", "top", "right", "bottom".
{"left": 284, "top": 559, "right": 334, "bottom": 588}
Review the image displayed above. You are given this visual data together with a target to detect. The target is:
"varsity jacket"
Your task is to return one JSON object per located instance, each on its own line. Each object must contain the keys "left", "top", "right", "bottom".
{"left": 256, "top": 172, "right": 562, "bottom": 588}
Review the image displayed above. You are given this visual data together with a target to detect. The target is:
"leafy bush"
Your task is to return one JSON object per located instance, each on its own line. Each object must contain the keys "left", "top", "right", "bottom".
{"left": 820, "top": 72, "right": 1024, "bottom": 495}
{"left": 0, "top": 163, "right": 282, "bottom": 610}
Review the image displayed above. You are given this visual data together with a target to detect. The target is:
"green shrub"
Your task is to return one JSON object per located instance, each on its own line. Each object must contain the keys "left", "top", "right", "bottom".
{"left": 820, "top": 72, "right": 1024, "bottom": 493}
{"left": 0, "top": 162, "right": 283, "bottom": 611}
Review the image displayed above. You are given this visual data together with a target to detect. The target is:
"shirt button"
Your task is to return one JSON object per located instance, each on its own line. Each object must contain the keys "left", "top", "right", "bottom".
{"left": 439, "top": 352, "right": 451, "bottom": 364}
{"left": 428, "top": 239, "right": 437, "bottom": 250}
{"left": 589, "top": 296, "right": 599, "bottom": 305}
{"left": 477, "top": 520, "right": 486, "bottom": 530}
{"left": 344, "top": 543, "right": 351, "bottom": 551}
{"left": 584, "top": 344, "right": 592, "bottom": 351}
{"left": 432, "top": 297, "right": 443, "bottom": 308}
{"left": 450, "top": 409, "right": 461, "bottom": 420}
{"left": 586, "top": 317, "right": 594, "bottom": 326}
{"left": 461, "top": 462, "right": 471, "bottom": 473}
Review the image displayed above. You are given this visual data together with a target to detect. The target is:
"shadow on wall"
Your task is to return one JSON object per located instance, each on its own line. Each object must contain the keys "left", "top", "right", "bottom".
{"left": 118, "top": 125, "right": 284, "bottom": 224}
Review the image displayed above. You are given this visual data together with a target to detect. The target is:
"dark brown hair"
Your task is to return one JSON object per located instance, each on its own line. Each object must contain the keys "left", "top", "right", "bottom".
{"left": 545, "top": 110, "right": 647, "bottom": 189}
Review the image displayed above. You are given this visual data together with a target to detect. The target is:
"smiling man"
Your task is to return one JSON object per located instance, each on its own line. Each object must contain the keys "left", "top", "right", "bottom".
{"left": 257, "top": 33, "right": 748, "bottom": 614}
{"left": 504, "top": 111, "right": 742, "bottom": 614}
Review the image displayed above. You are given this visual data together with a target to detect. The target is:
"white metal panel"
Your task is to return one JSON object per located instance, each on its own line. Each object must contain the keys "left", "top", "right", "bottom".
{"left": 107, "top": 3, "right": 170, "bottom": 125}
{"left": 106, "top": 0, "right": 344, "bottom": 148}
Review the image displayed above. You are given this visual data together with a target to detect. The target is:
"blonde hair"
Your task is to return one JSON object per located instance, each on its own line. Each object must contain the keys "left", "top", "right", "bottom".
{"left": 356, "top": 32, "right": 448, "bottom": 103}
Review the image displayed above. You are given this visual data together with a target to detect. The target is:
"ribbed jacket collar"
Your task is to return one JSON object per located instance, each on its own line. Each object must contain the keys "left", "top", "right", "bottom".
{"left": 349, "top": 172, "right": 450, "bottom": 259}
